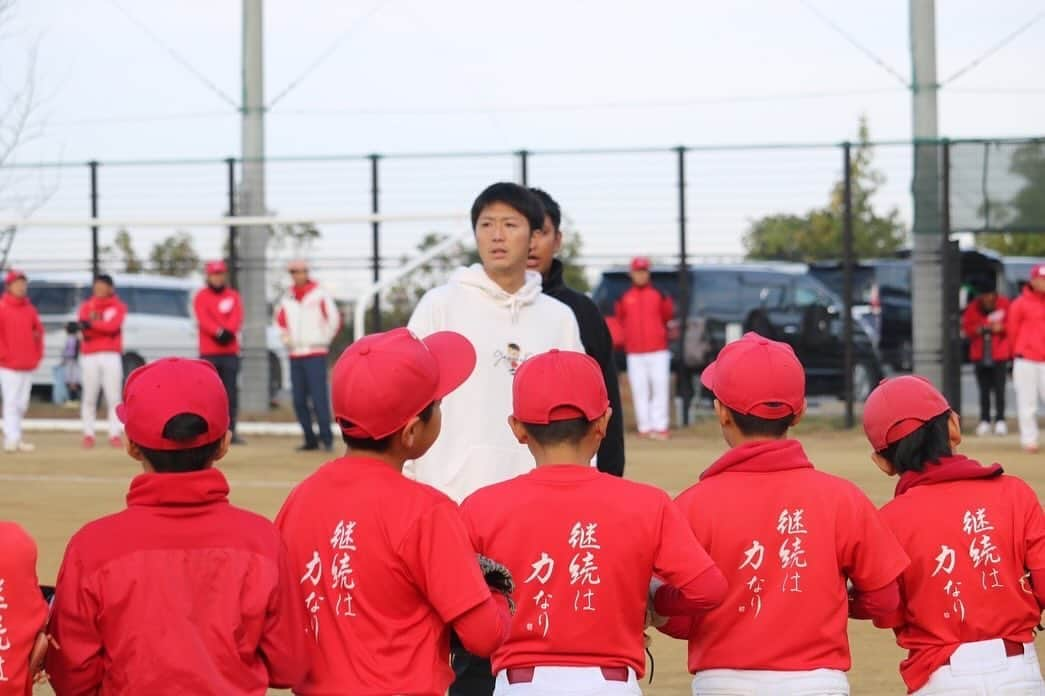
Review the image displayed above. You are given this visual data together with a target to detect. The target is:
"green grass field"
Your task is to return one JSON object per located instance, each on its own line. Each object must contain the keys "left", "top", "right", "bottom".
{"left": 10, "top": 421, "right": 1043, "bottom": 694}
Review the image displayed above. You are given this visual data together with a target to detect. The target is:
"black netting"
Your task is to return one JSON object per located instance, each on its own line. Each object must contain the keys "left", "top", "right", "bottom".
{"left": 949, "top": 139, "right": 1045, "bottom": 234}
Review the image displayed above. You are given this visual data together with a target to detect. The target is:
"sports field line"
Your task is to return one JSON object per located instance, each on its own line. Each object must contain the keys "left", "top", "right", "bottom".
{"left": 0, "top": 472, "right": 298, "bottom": 489}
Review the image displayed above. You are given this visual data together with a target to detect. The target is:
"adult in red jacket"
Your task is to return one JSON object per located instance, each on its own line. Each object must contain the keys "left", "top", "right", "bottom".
{"left": 614, "top": 257, "right": 674, "bottom": 439}
{"left": 961, "top": 278, "right": 1012, "bottom": 437}
{"left": 46, "top": 358, "right": 309, "bottom": 695}
{"left": 0, "top": 270, "right": 43, "bottom": 453}
{"left": 1007, "top": 264, "right": 1045, "bottom": 452}
{"left": 77, "top": 274, "right": 128, "bottom": 449}
{"left": 194, "top": 260, "right": 245, "bottom": 444}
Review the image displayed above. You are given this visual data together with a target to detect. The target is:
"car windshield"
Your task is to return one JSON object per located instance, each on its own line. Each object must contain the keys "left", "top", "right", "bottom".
{"left": 27, "top": 283, "right": 90, "bottom": 315}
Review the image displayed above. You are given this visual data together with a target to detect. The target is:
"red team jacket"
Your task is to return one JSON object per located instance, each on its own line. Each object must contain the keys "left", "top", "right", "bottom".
{"left": 1007, "top": 286, "right": 1045, "bottom": 361}
{"left": 194, "top": 286, "right": 244, "bottom": 355}
{"left": 877, "top": 455, "right": 1045, "bottom": 693}
{"left": 669, "top": 439, "right": 909, "bottom": 674}
{"left": 275, "top": 457, "right": 502, "bottom": 696}
{"left": 0, "top": 522, "right": 48, "bottom": 696}
{"left": 0, "top": 294, "right": 43, "bottom": 371}
{"left": 460, "top": 465, "right": 723, "bottom": 677}
{"left": 46, "top": 468, "right": 308, "bottom": 695}
{"left": 961, "top": 295, "right": 1012, "bottom": 363}
{"left": 614, "top": 285, "right": 674, "bottom": 355}
{"left": 77, "top": 296, "right": 127, "bottom": 355}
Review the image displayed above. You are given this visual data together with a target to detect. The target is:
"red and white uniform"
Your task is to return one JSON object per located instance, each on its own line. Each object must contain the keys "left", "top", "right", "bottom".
{"left": 275, "top": 456, "right": 510, "bottom": 696}
{"left": 77, "top": 295, "right": 128, "bottom": 439}
{"left": 0, "top": 522, "right": 48, "bottom": 696}
{"left": 1007, "top": 286, "right": 1045, "bottom": 448}
{"left": 667, "top": 439, "right": 909, "bottom": 693}
{"left": 0, "top": 293, "right": 43, "bottom": 448}
{"left": 47, "top": 468, "right": 308, "bottom": 695}
{"left": 461, "top": 465, "right": 725, "bottom": 694}
{"left": 877, "top": 455, "right": 1045, "bottom": 694}
{"left": 275, "top": 282, "right": 340, "bottom": 359}
{"left": 194, "top": 285, "right": 243, "bottom": 355}
{"left": 614, "top": 285, "right": 674, "bottom": 435}
{"left": 961, "top": 295, "right": 1013, "bottom": 363}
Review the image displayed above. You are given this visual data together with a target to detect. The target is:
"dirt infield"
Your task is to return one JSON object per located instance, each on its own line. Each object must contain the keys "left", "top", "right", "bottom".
{"left": 11, "top": 422, "right": 1043, "bottom": 695}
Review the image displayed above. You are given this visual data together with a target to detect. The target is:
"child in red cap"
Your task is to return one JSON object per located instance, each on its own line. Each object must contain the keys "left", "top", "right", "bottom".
{"left": 0, "top": 521, "right": 49, "bottom": 695}
{"left": 47, "top": 357, "right": 308, "bottom": 695}
{"left": 663, "top": 332, "right": 909, "bottom": 696}
{"left": 459, "top": 349, "right": 726, "bottom": 695}
{"left": 862, "top": 375, "right": 1045, "bottom": 694}
{"left": 275, "top": 328, "right": 512, "bottom": 696}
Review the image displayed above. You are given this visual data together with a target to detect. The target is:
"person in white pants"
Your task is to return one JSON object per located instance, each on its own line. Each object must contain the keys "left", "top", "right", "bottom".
{"left": 1006, "top": 264, "right": 1045, "bottom": 452}
{"left": 627, "top": 350, "right": 671, "bottom": 438}
{"left": 77, "top": 274, "right": 128, "bottom": 449}
{"left": 0, "top": 269, "right": 44, "bottom": 452}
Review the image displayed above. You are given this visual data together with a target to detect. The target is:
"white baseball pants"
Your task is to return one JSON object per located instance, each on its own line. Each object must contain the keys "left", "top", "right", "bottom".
{"left": 692, "top": 668, "right": 849, "bottom": 695}
{"left": 80, "top": 352, "right": 123, "bottom": 438}
{"left": 913, "top": 640, "right": 1044, "bottom": 695}
{"left": 494, "top": 666, "right": 642, "bottom": 695}
{"left": 1014, "top": 358, "right": 1045, "bottom": 448}
{"left": 627, "top": 350, "right": 671, "bottom": 434}
{"left": 0, "top": 368, "right": 33, "bottom": 446}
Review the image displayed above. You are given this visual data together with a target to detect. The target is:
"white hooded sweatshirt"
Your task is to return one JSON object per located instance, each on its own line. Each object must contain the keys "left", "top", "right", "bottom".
{"left": 405, "top": 264, "right": 583, "bottom": 502}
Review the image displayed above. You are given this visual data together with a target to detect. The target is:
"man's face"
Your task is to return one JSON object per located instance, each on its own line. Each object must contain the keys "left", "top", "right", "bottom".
{"left": 93, "top": 281, "right": 113, "bottom": 298}
{"left": 289, "top": 268, "right": 309, "bottom": 287}
{"left": 979, "top": 291, "right": 997, "bottom": 310}
{"left": 1031, "top": 276, "right": 1045, "bottom": 294}
{"left": 527, "top": 215, "right": 562, "bottom": 276}
{"left": 208, "top": 272, "right": 227, "bottom": 287}
{"left": 475, "top": 202, "right": 532, "bottom": 276}
{"left": 7, "top": 278, "right": 26, "bottom": 298}
{"left": 630, "top": 269, "right": 651, "bottom": 287}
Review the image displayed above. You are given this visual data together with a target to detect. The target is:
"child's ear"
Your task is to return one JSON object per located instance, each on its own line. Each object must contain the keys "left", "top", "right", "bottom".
{"left": 871, "top": 452, "right": 897, "bottom": 477}
{"left": 400, "top": 416, "right": 423, "bottom": 449}
{"left": 508, "top": 415, "right": 529, "bottom": 445}
{"left": 789, "top": 400, "right": 808, "bottom": 429}
{"left": 947, "top": 411, "right": 962, "bottom": 449}
{"left": 713, "top": 399, "right": 731, "bottom": 428}
{"left": 211, "top": 431, "right": 232, "bottom": 463}
{"left": 126, "top": 439, "right": 146, "bottom": 463}
{"left": 593, "top": 408, "right": 612, "bottom": 439}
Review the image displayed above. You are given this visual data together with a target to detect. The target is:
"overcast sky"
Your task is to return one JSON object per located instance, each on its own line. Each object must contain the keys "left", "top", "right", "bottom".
{"left": 2, "top": 0, "right": 1043, "bottom": 295}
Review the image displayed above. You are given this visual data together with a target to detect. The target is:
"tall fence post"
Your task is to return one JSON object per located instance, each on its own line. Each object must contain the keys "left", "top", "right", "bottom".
{"left": 370, "top": 154, "right": 381, "bottom": 333}
{"left": 940, "top": 139, "right": 961, "bottom": 412}
{"left": 842, "top": 142, "right": 855, "bottom": 428}
{"left": 517, "top": 150, "right": 529, "bottom": 187}
{"left": 89, "top": 161, "right": 99, "bottom": 276}
{"left": 226, "top": 157, "right": 238, "bottom": 289}
{"left": 675, "top": 146, "right": 693, "bottom": 426}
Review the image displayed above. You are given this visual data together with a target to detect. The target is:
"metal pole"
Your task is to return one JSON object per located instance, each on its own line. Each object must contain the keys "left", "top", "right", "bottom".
{"left": 940, "top": 139, "right": 961, "bottom": 411}
{"left": 517, "top": 150, "right": 529, "bottom": 186}
{"left": 239, "top": 0, "right": 269, "bottom": 412}
{"left": 226, "top": 157, "right": 238, "bottom": 289}
{"left": 369, "top": 153, "right": 381, "bottom": 333}
{"left": 842, "top": 142, "right": 855, "bottom": 428}
{"left": 676, "top": 146, "right": 692, "bottom": 427}
{"left": 89, "top": 161, "right": 99, "bottom": 276}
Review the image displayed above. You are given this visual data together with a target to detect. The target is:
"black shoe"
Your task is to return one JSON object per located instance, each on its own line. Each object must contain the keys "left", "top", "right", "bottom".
{"left": 231, "top": 435, "right": 246, "bottom": 445}
{"left": 296, "top": 443, "right": 320, "bottom": 452}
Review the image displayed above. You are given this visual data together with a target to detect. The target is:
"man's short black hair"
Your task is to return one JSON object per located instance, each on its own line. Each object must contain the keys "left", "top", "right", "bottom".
{"left": 135, "top": 413, "right": 224, "bottom": 473}
{"left": 339, "top": 402, "right": 436, "bottom": 453}
{"left": 470, "top": 183, "right": 545, "bottom": 232}
{"left": 529, "top": 188, "right": 561, "bottom": 232}
{"left": 94, "top": 274, "right": 115, "bottom": 287}
{"left": 521, "top": 417, "right": 595, "bottom": 447}
{"left": 878, "top": 411, "right": 952, "bottom": 474}
{"left": 725, "top": 403, "right": 795, "bottom": 438}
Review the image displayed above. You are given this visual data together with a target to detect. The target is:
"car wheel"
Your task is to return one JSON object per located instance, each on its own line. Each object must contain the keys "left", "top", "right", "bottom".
{"left": 122, "top": 353, "right": 146, "bottom": 382}
{"left": 852, "top": 361, "right": 875, "bottom": 403}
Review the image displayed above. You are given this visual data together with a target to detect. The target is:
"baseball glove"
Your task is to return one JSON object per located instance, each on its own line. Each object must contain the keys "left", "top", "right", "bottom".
{"left": 477, "top": 553, "right": 516, "bottom": 615}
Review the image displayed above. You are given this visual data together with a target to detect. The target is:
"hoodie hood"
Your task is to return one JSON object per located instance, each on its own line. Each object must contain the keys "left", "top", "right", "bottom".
{"left": 450, "top": 263, "right": 543, "bottom": 323}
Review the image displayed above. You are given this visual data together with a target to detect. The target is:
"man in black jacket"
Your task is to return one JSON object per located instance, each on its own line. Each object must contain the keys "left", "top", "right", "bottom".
{"left": 529, "top": 188, "right": 626, "bottom": 476}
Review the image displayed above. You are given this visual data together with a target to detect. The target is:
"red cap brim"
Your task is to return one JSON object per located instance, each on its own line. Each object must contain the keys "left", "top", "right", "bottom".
{"left": 699, "top": 361, "right": 717, "bottom": 392}
{"left": 115, "top": 403, "right": 128, "bottom": 424}
{"left": 424, "top": 331, "right": 477, "bottom": 401}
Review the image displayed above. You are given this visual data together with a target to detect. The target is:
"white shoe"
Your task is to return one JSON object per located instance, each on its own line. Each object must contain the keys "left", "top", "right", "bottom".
{"left": 994, "top": 421, "right": 1008, "bottom": 436}
{"left": 975, "top": 421, "right": 991, "bottom": 437}
{"left": 3, "top": 441, "right": 34, "bottom": 453}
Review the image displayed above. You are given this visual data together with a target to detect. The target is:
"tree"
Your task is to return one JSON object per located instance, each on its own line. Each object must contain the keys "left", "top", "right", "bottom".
{"left": 976, "top": 142, "right": 1045, "bottom": 256}
{"left": 111, "top": 229, "right": 143, "bottom": 273}
{"left": 149, "top": 231, "right": 200, "bottom": 277}
{"left": 744, "top": 117, "right": 906, "bottom": 261}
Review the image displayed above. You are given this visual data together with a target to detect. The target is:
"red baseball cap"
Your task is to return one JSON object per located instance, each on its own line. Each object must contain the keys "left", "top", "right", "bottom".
{"left": 513, "top": 349, "right": 609, "bottom": 424}
{"left": 333, "top": 328, "right": 476, "bottom": 439}
{"left": 700, "top": 332, "right": 805, "bottom": 419}
{"left": 205, "top": 260, "right": 228, "bottom": 275}
{"left": 117, "top": 358, "right": 230, "bottom": 451}
{"left": 1031, "top": 264, "right": 1045, "bottom": 280}
{"left": 631, "top": 257, "right": 651, "bottom": 272}
{"left": 863, "top": 375, "right": 951, "bottom": 452}
{"left": 4, "top": 269, "right": 25, "bottom": 285}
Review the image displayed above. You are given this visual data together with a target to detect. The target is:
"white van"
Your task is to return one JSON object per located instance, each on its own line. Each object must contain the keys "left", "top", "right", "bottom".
{"left": 28, "top": 272, "right": 290, "bottom": 397}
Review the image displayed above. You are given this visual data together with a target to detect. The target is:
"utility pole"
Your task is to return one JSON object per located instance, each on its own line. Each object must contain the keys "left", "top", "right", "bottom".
{"left": 239, "top": 0, "right": 269, "bottom": 412}
{"left": 910, "top": 0, "right": 944, "bottom": 389}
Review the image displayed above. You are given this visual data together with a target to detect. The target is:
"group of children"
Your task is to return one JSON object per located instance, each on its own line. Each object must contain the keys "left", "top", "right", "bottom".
{"left": 1, "top": 325, "right": 1043, "bottom": 695}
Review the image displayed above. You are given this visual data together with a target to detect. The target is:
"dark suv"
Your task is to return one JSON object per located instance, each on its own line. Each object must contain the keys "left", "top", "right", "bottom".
{"left": 593, "top": 263, "right": 883, "bottom": 401}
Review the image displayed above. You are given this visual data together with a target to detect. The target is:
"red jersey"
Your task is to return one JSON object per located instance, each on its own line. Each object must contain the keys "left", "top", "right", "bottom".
{"left": 1008, "top": 286, "right": 1045, "bottom": 362}
{"left": 275, "top": 456, "right": 496, "bottom": 696}
{"left": 614, "top": 285, "right": 674, "bottom": 354}
{"left": 0, "top": 294, "right": 43, "bottom": 371}
{"left": 194, "top": 285, "right": 243, "bottom": 355}
{"left": 0, "top": 522, "right": 48, "bottom": 696}
{"left": 879, "top": 455, "right": 1045, "bottom": 693}
{"left": 46, "top": 468, "right": 308, "bottom": 695}
{"left": 460, "top": 465, "right": 720, "bottom": 676}
{"left": 78, "top": 295, "right": 127, "bottom": 355}
{"left": 961, "top": 295, "right": 1012, "bottom": 363}
{"left": 673, "top": 439, "right": 909, "bottom": 673}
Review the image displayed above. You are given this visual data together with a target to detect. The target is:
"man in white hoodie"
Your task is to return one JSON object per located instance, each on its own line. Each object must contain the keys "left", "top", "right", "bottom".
{"left": 407, "top": 183, "right": 583, "bottom": 695}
